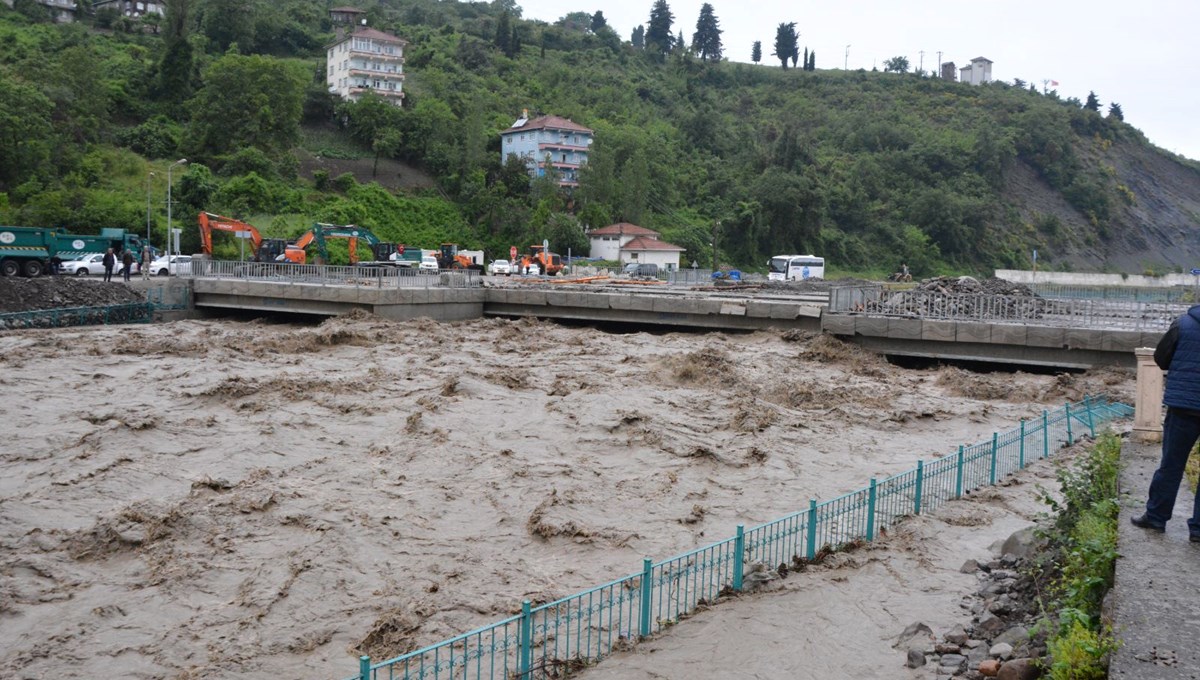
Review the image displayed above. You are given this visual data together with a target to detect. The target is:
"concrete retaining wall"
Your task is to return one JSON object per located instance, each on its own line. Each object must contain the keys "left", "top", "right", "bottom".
{"left": 996, "top": 269, "right": 1197, "bottom": 288}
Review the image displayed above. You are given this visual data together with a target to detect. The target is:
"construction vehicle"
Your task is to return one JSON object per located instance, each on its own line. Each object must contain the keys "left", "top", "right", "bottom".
{"left": 434, "top": 243, "right": 485, "bottom": 272}
{"left": 54, "top": 228, "right": 149, "bottom": 263}
{"left": 198, "top": 212, "right": 305, "bottom": 263}
{"left": 291, "top": 223, "right": 386, "bottom": 265}
{"left": 519, "top": 244, "right": 563, "bottom": 276}
{"left": 361, "top": 242, "right": 424, "bottom": 268}
{"left": 0, "top": 226, "right": 61, "bottom": 277}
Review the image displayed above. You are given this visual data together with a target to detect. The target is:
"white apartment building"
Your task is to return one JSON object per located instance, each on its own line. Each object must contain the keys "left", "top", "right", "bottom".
{"left": 326, "top": 27, "right": 407, "bottom": 106}
{"left": 959, "top": 56, "right": 993, "bottom": 85}
{"left": 500, "top": 111, "right": 593, "bottom": 187}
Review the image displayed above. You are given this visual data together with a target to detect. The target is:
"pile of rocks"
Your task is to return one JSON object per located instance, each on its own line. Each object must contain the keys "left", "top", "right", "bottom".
{"left": 865, "top": 276, "right": 1050, "bottom": 321}
{"left": 0, "top": 277, "right": 145, "bottom": 314}
{"left": 899, "top": 531, "right": 1047, "bottom": 679}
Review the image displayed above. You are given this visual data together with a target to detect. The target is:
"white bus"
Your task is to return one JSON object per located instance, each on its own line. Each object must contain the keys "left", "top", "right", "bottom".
{"left": 768, "top": 254, "right": 825, "bottom": 281}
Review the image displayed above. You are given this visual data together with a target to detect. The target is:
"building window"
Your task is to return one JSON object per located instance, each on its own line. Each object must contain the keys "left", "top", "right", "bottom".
{"left": 505, "top": 137, "right": 512, "bottom": 145}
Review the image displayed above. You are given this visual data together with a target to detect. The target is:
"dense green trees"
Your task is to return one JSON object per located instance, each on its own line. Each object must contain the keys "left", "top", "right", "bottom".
{"left": 0, "top": 0, "right": 1153, "bottom": 273}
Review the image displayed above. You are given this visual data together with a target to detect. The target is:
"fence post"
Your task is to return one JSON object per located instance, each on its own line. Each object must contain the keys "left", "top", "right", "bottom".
{"left": 954, "top": 445, "right": 965, "bottom": 499}
{"left": 1065, "top": 403, "right": 1073, "bottom": 445}
{"left": 1019, "top": 420, "right": 1026, "bottom": 470}
{"left": 1042, "top": 410, "right": 1050, "bottom": 458}
{"left": 866, "top": 479, "right": 877, "bottom": 541}
{"left": 638, "top": 559, "right": 652, "bottom": 638}
{"left": 519, "top": 599, "right": 532, "bottom": 675}
{"left": 1085, "top": 395, "right": 1096, "bottom": 437}
{"left": 733, "top": 525, "right": 745, "bottom": 591}
{"left": 359, "top": 655, "right": 371, "bottom": 680}
{"left": 805, "top": 499, "right": 818, "bottom": 560}
{"left": 914, "top": 460, "right": 924, "bottom": 516}
{"left": 989, "top": 432, "right": 998, "bottom": 485}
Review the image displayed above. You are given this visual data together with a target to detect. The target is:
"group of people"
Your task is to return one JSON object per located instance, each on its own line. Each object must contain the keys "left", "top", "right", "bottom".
{"left": 100, "top": 246, "right": 155, "bottom": 283}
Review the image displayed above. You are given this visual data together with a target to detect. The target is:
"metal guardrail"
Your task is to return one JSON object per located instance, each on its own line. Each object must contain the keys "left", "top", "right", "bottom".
{"left": 344, "top": 396, "right": 1132, "bottom": 680}
{"left": 188, "top": 260, "right": 482, "bottom": 289}
{"left": 828, "top": 285, "right": 1184, "bottom": 331}
{"left": 1028, "top": 283, "right": 1194, "bottom": 303}
{"left": 0, "top": 302, "right": 154, "bottom": 330}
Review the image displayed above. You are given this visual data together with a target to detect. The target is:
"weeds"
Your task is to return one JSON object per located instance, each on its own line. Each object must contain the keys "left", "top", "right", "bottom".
{"left": 1035, "top": 433, "right": 1121, "bottom": 679}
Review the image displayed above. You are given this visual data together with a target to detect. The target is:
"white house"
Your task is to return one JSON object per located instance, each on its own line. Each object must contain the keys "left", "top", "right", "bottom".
{"left": 959, "top": 56, "right": 993, "bottom": 85}
{"left": 586, "top": 223, "right": 685, "bottom": 271}
{"left": 500, "top": 111, "right": 593, "bottom": 187}
{"left": 326, "top": 27, "right": 407, "bottom": 106}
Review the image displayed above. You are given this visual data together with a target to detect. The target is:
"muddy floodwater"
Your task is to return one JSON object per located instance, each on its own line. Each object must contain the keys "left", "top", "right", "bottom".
{"left": 0, "top": 314, "right": 1133, "bottom": 679}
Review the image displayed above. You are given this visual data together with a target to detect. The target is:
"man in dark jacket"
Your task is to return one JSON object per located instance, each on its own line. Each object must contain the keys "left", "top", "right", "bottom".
{"left": 121, "top": 249, "right": 135, "bottom": 282}
{"left": 102, "top": 248, "right": 116, "bottom": 282}
{"left": 1132, "top": 305, "right": 1200, "bottom": 543}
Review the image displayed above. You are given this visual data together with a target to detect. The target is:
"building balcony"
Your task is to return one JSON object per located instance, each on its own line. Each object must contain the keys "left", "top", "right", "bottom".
{"left": 348, "top": 87, "right": 405, "bottom": 99}
{"left": 546, "top": 161, "right": 581, "bottom": 170}
{"left": 348, "top": 68, "right": 405, "bottom": 79}
{"left": 538, "top": 142, "right": 590, "bottom": 152}
{"left": 348, "top": 51, "right": 405, "bottom": 63}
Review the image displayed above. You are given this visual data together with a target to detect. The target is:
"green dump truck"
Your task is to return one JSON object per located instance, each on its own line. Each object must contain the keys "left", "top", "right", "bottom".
{"left": 54, "top": 228, "right": 148, "bottom": 263}
{"left": 0, "top": 226, "right": 61, "bottom": 277}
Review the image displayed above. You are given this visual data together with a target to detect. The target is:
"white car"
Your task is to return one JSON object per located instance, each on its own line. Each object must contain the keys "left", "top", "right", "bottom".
{"left": 489, "top": 259, "right": 511, "bottom": 276}
{"left": 60, "top": 253, "right": 140, "bottom": 276}
{"left": 525, "top": 263, "right": 540, "bottom": 276}
{"left": 150, "top": 255, "right": 193, "bottom": 276}
{"left": 419, "top": 255, "right": 440, "bottom": 272}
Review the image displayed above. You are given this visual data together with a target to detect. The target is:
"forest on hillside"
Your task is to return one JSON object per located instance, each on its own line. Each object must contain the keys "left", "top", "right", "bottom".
{"left": 1, "top": 0, "right": 1191, "bottom": 274}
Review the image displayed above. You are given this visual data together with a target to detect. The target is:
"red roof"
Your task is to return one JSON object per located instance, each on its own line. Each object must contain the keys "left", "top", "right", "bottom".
{"left": 349, "top": 27, "right": 407, "bottom": 45}
{"left": 505, "top": 115, "right": 593, "bottom": 135}
{"left": 620, "top": 236, "right": 685, "bottom": 252}
{"left": 587, "top": 222, "right": 659, "bottom": 237}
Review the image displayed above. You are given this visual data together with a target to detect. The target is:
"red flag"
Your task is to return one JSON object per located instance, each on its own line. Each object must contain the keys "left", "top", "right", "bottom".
{"left": 1050, "top": 80, "right": 1059, "bottom": 87}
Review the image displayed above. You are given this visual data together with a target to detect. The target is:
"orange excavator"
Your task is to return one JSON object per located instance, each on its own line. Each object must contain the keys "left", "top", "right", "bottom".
{"left": 435, "top": 243, "right": 485, "bottom": 272}
{"left": 198, "top": 212, "right": 304, "bottom": 263}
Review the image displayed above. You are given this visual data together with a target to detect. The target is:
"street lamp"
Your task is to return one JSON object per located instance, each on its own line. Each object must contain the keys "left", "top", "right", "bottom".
{"left": 145, "top": 171, "right": 155, "bottom": 248}
{"left": 166, "top": 159, "right": 187, "bottom": 275}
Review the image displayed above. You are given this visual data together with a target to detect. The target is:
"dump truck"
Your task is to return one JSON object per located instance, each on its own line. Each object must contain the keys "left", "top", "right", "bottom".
{"left": 54, "top": 228, "right": 148, "bottom": 263}
{"left": 0, "top": 226, "right": 61, "bottom": 277}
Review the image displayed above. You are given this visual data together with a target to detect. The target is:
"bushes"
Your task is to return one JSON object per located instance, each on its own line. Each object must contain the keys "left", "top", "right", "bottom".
{"left": 1037, "top": 433, "right": 1122, "bottom": 679}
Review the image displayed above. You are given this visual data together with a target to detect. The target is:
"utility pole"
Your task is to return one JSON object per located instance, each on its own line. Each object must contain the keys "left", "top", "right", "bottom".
{"left": 936, "top": 50, "right": 943, "bottom": 78}
{"left": 844, "top": 44, "right": 851, "bottom": 70}
{"left": 711, "top": 220, "right": 720, "bottom": 272}
{"left": 919, "top": 50, "right": 925, "bottom": 74}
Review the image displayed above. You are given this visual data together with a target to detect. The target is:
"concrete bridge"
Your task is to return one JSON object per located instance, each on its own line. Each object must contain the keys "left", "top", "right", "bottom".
{"left": 152, "top": 266, "right": 1179, "bottom": 369}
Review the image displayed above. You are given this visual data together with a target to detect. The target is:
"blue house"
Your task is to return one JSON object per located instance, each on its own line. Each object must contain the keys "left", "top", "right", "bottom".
{"left": 499, "top": 111, "right": 593, "bottom": 187}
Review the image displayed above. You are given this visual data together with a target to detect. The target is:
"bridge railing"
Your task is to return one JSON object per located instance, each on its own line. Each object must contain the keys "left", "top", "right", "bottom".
{"left": 828, "top": 285, "right": 1183, "bottom": 331}
{"left": 189, "top": 260, "right": 482, "bottom": 289}
{"left": 344, "top": 396, "right": 1133, "bottom": 680}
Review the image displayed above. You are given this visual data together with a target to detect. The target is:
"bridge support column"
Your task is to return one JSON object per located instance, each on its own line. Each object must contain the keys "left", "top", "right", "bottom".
{"left": 1132, "top": 347, "right": 1163, "bottom": 443}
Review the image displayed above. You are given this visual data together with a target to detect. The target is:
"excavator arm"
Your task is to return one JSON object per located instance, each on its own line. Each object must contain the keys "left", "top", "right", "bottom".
{"left": 198, "top": 212, "right": 264, "bottom": 255}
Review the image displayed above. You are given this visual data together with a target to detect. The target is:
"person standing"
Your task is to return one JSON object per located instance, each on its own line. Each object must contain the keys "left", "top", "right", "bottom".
{"left": 1131, "top": 305, "right": 1200, "bottom": 543}
{"left": 141, "top": 246, "right": 152, "bottom": 281}
{"left": 121, "top": 249, "right": 134, "bottom": 282}
{"left": 102, "top": 248, "right": 116, "bottom": 282}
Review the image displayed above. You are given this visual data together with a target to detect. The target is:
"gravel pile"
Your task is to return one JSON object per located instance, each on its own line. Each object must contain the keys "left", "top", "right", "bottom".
{"left": 913, "top": 276, "right": 1037, "bottom": 298}
{"left": 865, "top": 276, "right": 1049, "bottom": 320}
{"left": 0, "top": 278, "right": 145, "bottom": 314}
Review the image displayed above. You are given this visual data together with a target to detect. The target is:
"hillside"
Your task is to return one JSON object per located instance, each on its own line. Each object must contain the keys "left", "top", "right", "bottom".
{"left": 0, "top": 0, "right": 1197, "bottom": 275}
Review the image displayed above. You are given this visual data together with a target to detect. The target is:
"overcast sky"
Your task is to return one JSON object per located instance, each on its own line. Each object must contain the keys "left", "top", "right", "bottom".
{"left": 515, "top": 0, "right": 1199, "bottom": 161}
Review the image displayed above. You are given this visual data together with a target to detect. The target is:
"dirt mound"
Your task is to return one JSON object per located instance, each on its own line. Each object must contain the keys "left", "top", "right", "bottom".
{"left": 913, "top": 276, "right": 1037, "bottom": 297}
{"left": 0, "top": 278, "right": 145, "bottom": 314}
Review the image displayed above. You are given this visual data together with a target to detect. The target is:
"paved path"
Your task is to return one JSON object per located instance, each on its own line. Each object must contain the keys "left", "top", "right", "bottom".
{"left": 1112, "top": 439, "right": 1200, "bottom": 678}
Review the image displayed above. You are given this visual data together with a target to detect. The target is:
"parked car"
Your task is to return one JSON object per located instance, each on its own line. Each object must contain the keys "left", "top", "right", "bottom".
{"left": 489, "top": 259, "right": 511, "bottom": 276}
{"left": 525, "top": 263, "right": 540, "bottom": 276}
{"left": 623, "top": 262, "right": 659, "bottom": 278}
{"left": 150, "top": 255, "right": 193, "bottom": 276}
{"left": 60, "top": 252, "right": 140, "bottom": 276}
{"left": 419, "top": 255, "right": 440, "bottom": 272}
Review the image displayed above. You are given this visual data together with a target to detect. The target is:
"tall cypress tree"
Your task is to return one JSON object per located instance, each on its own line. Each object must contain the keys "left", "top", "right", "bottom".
{"left": 495, "top": 10, "right": 512, "bottom": 55}
{"left": 808, "top": 50, "right": 815, "bottom": 71}
{"left": 771, "top": 22, "right": 797, "bottom": 70}
{"left": 751, "top": 40, "right": 762, "bottom": 64}
{"left": 646, "top": 0, "right": 674, "bottom": 56}
{"left": 631, "top": 25, "right": 645, "bottom": 49}
{"left": 691, "top": 3, "right": 723, "bottom": 62}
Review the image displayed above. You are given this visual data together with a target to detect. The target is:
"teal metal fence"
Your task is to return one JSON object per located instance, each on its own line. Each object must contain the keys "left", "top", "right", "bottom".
{"left": 346, "top": 396, "right": 1133, "bottom": 680}
{"left": 0, "top": 302, "right": 155, "bottom": 330}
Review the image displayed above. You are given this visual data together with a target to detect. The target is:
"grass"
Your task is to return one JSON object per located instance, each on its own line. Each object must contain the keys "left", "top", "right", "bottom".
{"left": 298, "top": 125, "right": 371, "bottom": 160}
